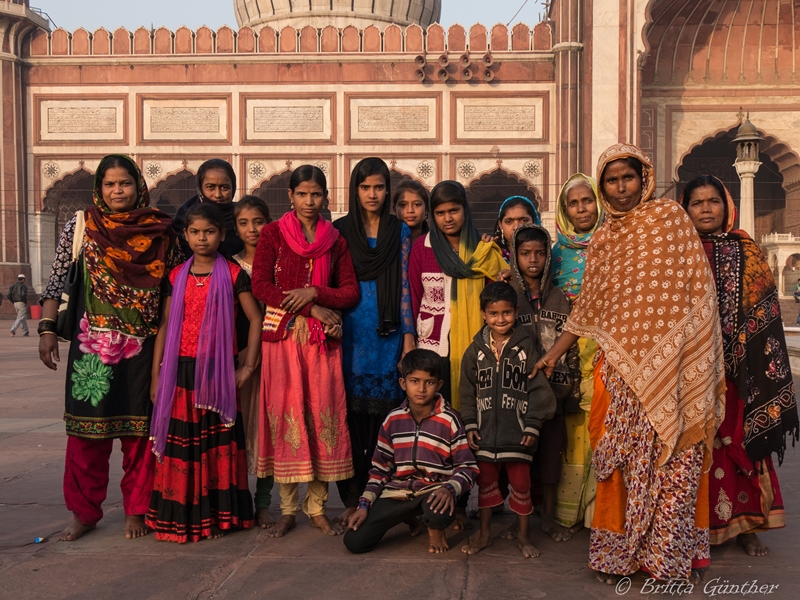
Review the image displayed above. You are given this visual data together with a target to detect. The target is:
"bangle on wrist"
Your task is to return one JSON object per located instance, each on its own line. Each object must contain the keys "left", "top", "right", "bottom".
{"left": 39, "top": 331, "right": 57, "bottom": 337}
{"left": 40, "top": 317, "right": 56, "bottom": 324}
{"left": 541, "top": 357, "right": 551, "bottom": 368}
{"left": 37, "top": 320, "right": 58, "bottom": 335}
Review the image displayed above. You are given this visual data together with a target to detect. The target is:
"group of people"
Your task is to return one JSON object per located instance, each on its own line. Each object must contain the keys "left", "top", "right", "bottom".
{"left": 36, "top": 144, "right": 797, "bottom": 585}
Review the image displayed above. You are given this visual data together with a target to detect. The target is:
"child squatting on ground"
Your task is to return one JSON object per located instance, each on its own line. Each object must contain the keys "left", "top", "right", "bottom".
{"left": 459, "top": 281, "right": 557, "bottom": 558}
{"left": 343, "top": 349, "right": 479, "bottom": 554}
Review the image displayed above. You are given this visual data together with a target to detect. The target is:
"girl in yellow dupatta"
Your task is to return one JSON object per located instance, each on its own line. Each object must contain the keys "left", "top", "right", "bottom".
{"left": 551, "top": 174, "right": 604, "bottom": 532}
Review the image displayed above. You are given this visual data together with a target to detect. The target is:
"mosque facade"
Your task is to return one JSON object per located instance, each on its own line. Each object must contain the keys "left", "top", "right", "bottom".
{"left": 3, "top": 0, "right": 800, "bottom": 298}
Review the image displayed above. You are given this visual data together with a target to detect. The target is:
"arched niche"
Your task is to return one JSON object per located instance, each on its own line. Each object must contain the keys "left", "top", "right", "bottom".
{"left": 466, "top": 168, "right": 541, "bottom": 235}
{"left": 149, "top": 169, "right": 197, "bottom": 217}
{"left": 252, "top": 170, "right": 332, "bottom": 221}
{"left": 43, "top": 169, "right": 95, "bottom": 245}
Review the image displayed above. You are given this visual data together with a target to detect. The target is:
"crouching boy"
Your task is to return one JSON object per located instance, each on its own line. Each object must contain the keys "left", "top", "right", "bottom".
{"left": 344, "top": 349, "right": 478, "bottom": 554}
{"left": 459, "top": 281, "right": 556, "bottom": 558}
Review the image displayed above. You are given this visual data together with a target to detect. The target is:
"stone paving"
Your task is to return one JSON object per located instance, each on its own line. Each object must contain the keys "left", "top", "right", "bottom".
{"left": 1, "top": 323, "right": 799, "bottom": 599}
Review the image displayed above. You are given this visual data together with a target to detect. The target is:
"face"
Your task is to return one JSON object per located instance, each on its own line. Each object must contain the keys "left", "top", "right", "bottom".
{"left": 288, "top": 180, "right": 327, "bottom": 221}
{"left": 201, "top": 169, "right": 234, "bottom": 204}
{"left": 236, "top": 207, "right": 269, "bottom": 249}
{"left": 357, "top": 174, "right": 387, "bottom": 216}
{"left": 500, "top": 205, "right": 535, "bottom": 242}
{"left": 481, "top": 300, "right": 518, "bottom": 338}
{"left": 395, "top": 190, "right": 427, "bottom": 230}
{"left": 399, "top": 369, "right": 443, "bottom": 409}
{"left": 602, "top": 159, "right": 643, "bottom": 213}
{"left": 185, "top": 218, "right": 225, "bottom": 257}
{"left": 564, "top": 184, "right": 599, "bottom": 233}
{"left": 516, "top": 240, "right": 547, "bottom": 281}
{"left": 433, "top": 201, "right": 465, "bottom": 238}
{"left": 686, "top": 184, "right": 726, "bottom": 235}
{"left": 100, "top": 166, "right": 138, "bottom": 213}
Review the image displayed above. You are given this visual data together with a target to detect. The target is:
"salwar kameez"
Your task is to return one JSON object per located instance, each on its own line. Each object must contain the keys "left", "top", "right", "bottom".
{"left": 589, "top": 357, "right": 709, "bottom": 580}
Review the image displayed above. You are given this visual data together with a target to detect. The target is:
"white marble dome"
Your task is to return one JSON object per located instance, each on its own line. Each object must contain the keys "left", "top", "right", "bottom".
{"left": 234, "top": 0, "right": 441, "bottom": 31}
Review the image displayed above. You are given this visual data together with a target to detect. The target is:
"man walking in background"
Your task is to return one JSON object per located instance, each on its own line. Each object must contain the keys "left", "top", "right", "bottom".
{"left": 8, "top": 274, "right": 29, "bottom": 337}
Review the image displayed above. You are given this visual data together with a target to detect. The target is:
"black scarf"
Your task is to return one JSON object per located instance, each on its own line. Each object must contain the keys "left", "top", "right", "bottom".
{"left": 428, "top": 181, "right": 480, "bottom": 281}
{"left": 334, "top": 183, "right": 403, "bottom": 336}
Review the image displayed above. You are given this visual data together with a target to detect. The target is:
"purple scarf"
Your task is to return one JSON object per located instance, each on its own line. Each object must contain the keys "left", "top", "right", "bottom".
{"left": 150, "top": 253, "right": 237, "bottom": 459}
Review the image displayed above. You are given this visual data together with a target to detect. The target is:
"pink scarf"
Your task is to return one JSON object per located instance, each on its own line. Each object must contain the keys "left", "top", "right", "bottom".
{"left": 277, "top": 212, "right": 339, "bottom": 350}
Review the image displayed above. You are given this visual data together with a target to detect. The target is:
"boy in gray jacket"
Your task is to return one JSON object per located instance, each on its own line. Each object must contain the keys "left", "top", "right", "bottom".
{"left": 459, "top": 281, "right": 556, "bottom": 559}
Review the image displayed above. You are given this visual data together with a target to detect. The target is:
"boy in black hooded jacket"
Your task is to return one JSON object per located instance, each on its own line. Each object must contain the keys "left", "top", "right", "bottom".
{"left": 459, "top": 282, "right": 556, "bottom": 558}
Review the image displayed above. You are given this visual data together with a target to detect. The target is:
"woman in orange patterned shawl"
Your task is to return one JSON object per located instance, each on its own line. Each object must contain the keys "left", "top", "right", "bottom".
{"left": 533, "top": 144, "right": 725, "bottom": 584}
{"left": 681, "top": 175, "right": 798, "bottom": 557}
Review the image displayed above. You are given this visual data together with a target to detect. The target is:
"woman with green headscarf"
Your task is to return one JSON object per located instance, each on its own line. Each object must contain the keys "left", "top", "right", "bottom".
{"left": 38, "top": 155, "right": 182, "bottom": 543}
{"left": 551, "top": 173, "right": 604, "bottom": 533}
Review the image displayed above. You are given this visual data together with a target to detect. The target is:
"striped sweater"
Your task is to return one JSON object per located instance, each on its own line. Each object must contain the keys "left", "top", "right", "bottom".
{"left": 360, "top": 395, "right": 478, "bottom": 506}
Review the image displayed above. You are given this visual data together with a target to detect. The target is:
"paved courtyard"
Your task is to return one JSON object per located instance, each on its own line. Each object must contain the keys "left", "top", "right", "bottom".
{"left": 1, "top": 322, "right": 799, "bottom": 599}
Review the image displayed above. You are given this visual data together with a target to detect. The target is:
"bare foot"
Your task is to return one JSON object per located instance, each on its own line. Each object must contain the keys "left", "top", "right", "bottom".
{"left": 206, "top": 526, "right": 225, "bottom": 540}
{"left": 331, "top": 507, "right": 356, "bottom": 529}
{"left": 428, "top": 528, "right": 450, "bottom": 553}
{"left": 499, "top": 522, "right": 518, "bottom": 540}
{"left": 568, "top": 522, "right": 584, "bottom": 535}
{"left": 518, "top": 538, "right": 540, "bottom": 558}
{"left": 124, "top": 515, "right": 149, "bottom": 539}
{"left": 310, "top": 514, "right": 342, "bottom": 536}
{"left": 690, "top": 569, "right": 705, "bottom": 585}
{"left": 256, "top": 507, "right": 276, "bottom": 529}
{"left": 452, "top": 510, "right": 473, "bottom": 531}
{"left": 737, "top": 532, "right": 770, "bottom": 556}
{"left": 541, "top": 517, "right": 571, "bottom": 542}
{"left": 595, "top": 571, "right": 622, "bottom": 585}
{"left": 461, "top": 530, "right": 492, "bottom": 555}
{"left": 267, "top": 515, "right": 297, "bottom": 538}
{"left": 59, "top": 518, "right": 95, "bottom": 542}
{"left": 405, "top": 515, "right": 422, "bottom": 537}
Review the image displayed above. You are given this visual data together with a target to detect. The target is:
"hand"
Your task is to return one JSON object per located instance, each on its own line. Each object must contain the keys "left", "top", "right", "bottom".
{"left": 150, "top": 376, "right": 158, "bottom": 404}
{"left": 347, "top": 508, "right": 369, "bottom": 531}
{"left": 466, "top": 430, "right": 481, "bottom": 451}
{"left": 530, "top": 356, "right": 555, "bottom": 380}
{"left": 310, "top": 304, "right": 342, "bottom": 328}
{"left": 426, "top": 487, "right": 455, "bottom": 516}
{"left": 497, "top": 269, "right": 512, "bottom": 283}
{"left": 397, "top": 333, "right": 417, "bottom": 371}
{"left": 281, "top": 287, "right": 317, "bottom": 313}
{"left": 323, "top": 322, "right": 343, "bottom": 339}
{"left": 38, "top": 334, "right": 60, "bottom": 371}
{"left": 480, "top": 233, "right": 495, "bottom": 244}
{"left": 235, "top": 366, "right": 253, "bottom": 389}
{"left": 521, "top": 434, "right": 538, "bottom": 449}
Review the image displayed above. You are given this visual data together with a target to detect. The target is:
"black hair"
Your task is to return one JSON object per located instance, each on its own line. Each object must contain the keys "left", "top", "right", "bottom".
{"left": 514, "top": 226, "right": 549, "bottom": 249}
{"left": 430, "top": 181, "right": 467, "bottom": 212}
{"left": 95, "top": 155, "right": 140, "bottom": 197}
{"left": 234, "top": 195, "right": 271, "bottom": 222}
{"left": 601, "top": 156, "right": 643, "bottom": 186}
{"left": 680, "top": 175, "right": 727, "bottom": 211}
{"left": 400, "top": 349, "right": 443, "bottom": 380}
{"left": 197, "top": 158, "right": 237, "bottom": 196}
{"left": 289, "top": 164, "right": 328, "bottom": 193}
{"left": 350, "top": 157, "right": 391, "bottom": 208}
{"left": 479, "top": 281, "right": 518, "bottom": 311}
{"left": 392, "top": 179, "right": 430, "bottom": 210}
{"left": 185, "top": 202, "right": 225, "bottom": 231}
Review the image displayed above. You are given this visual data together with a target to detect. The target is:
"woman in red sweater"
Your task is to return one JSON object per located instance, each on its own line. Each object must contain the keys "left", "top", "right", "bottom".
{"left": 251, "top": 165, "right": 360, "bottom": 538}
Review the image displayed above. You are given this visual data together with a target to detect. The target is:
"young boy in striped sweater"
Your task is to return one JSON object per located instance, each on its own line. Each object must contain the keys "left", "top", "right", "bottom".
{"left": 343, "top": 349, "right": 478, "bottom": 554}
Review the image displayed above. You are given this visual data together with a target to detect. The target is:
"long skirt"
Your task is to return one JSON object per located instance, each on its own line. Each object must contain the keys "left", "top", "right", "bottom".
{"left": 257, "top": 338, "right": 354, "bottom": 483}
{"left": 710, "top": 379, "right": 785, "bottom": 544}
{"left": 556, "top": 337, "right": 598, "bottom": 528}
{"left": 237, "top": 349, "right": 261, "bottom": 474}
{"left": 589, "top": 355, "right": 709, "bottom": 580}
{"left": 146, "top": 360, "right": 254, "bottom": 543}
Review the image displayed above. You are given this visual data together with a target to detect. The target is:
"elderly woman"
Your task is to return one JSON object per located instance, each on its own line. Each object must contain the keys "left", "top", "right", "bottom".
{"left": 38, "top": 154, "right": 181, "bottom": 542}
{"left": 534, "top": 145, "right": 725, "bottom": 584}
{"left": 681, "top": 175, "right": 798, "bottom": 557}
{"left": 551, "top": 174, "right": 604, "bottom": 534}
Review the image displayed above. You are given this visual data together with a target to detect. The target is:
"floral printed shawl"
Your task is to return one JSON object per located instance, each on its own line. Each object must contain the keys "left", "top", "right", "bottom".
{"left": 552, "top": 174, "right": 604, "bottom": 301}
{"left": 564, "top": 144, "right": 726, "bottom": 464}
{"left": 680, "top": 176, "right": 799, "bottom": 464}
{"left": 82, "top": 154, "right": 178, "bottom": 364}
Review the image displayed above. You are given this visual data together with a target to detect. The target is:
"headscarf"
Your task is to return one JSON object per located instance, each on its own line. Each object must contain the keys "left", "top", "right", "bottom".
{"left": 552, "top": 174, "right": 604, "bottom": 301}
{"left": 173, "top": 159, "right": 243, "bottom": 259}
{"left": 428, "top": 181, "right": 508, "bottom": 408}
{"left": 151, "top": 254, "right": 236, "bottom": 459}
{"left": 495, "top": 195, "right": 541, "bottom": 260}
{"left": 564, "top": 144, "right": 726, "bottom": 464}
{"left": 81, "top": 154, "right": 177, "bottom": 364}
{"left": 278, "top": 211, "right": 340, "bottom": 352}
{"left": 334, "top": 159, "right": 403, "bottom": 336}
{"left": 680, "top": 176, "right": 799, "bottom": 464}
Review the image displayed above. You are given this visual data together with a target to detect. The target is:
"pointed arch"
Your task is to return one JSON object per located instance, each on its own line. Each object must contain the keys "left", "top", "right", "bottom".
{"left": 43, "top": 169, "right": 94, "bottom": 245}
{"left": 252, "top": 169, "right": 332, "bottom": 221}
{"left": 466, "top": 168, "right": 542, "bottom": 235}
{"left": 149, "top": 169, "right": 197, "bottom": 217}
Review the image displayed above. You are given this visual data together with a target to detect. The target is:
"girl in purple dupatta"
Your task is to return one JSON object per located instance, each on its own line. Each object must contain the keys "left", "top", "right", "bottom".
{"left": 146, "top": 203, "right": 264, "bottom": 543}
